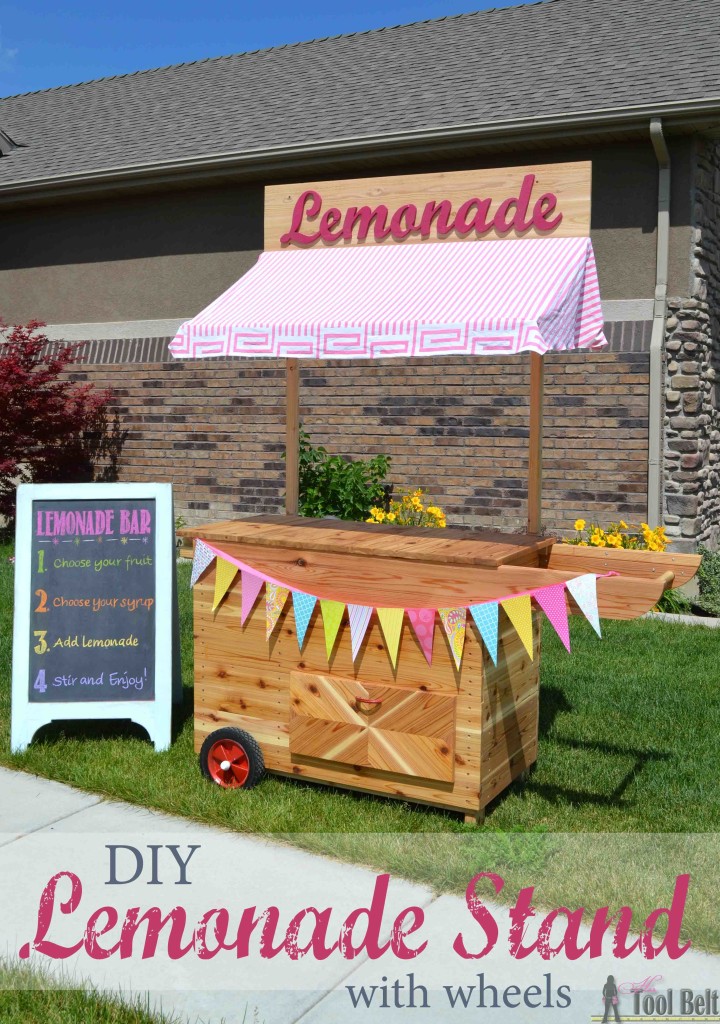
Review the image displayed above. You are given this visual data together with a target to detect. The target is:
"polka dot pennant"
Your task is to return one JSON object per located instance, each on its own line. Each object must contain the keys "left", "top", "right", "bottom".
{"left": 241, "top": 570, "right": 264, "bottom": 625}
{"left": 406, "top": 608, "right": 435, "bottom": 665}
{"left": 438, "top": 607, "right": 466, "bottom": 670}
{"left": 500, "top": 595, "right": 534, "bottom": 659}
{"left": 292, "top": 591, "right": 317, "bottom": 651}
{"left": 566, "top": 574, "right": 601, "bottom": 637}
{"left": 469, "top": 601, "right": 499, "bottom": 666}
{"left": 191, "top": 539, "right": 215, "bottom": 587}
{"left": 533, "top": 583, "right": 571, "bottom": 652}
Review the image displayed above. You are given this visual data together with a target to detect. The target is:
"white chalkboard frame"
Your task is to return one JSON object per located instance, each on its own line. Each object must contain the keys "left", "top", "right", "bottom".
{"left": 11, "top": 482, "right": 176, "bottom": 753}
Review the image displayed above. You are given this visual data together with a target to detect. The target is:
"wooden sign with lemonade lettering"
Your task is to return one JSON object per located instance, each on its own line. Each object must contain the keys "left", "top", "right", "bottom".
{"left": 11, "top": 483, "right": 176, "bottom": 752}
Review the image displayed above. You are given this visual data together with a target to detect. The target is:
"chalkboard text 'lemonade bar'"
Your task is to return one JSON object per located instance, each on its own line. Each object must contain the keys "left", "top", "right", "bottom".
{"left": 29, "top": 499, "right": 157, "bottom": 703}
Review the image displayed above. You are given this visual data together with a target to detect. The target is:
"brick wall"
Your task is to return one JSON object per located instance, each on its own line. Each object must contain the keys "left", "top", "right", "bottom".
{"left": 68, "top": 323, "right": 650, "bottom": 537}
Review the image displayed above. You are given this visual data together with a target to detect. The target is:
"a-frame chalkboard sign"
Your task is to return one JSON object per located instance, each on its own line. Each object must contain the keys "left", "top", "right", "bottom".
{"left": 11, "top": 482, "right": 177, "bottom": 752}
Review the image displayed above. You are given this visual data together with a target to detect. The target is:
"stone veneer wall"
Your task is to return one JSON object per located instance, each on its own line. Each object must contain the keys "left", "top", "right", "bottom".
{"left": 64, "top": 321, "right": 651, "bottom": 537}
{"left": 663, "top": 139, "right": 720, "bottom": 552}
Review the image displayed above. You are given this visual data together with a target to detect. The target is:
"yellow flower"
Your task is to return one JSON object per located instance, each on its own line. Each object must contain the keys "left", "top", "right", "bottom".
{"left": 606, "top": 532, "right": 623, "bottom": 548}
{"left": 375, "top": 511, "right": 386, "bottom": 522}
{"left": 577, "top": 541, "right": 588, "bottom": 546}
{"left": 619, "top": 520, "right": 628, "bottom": 530}
{"left": 386, "top": 512, "right": 396, "bottom": 522}
{"left": 574, "top": 519, "right": 586, "bottom": 531}
{"left": 590, "top": 529, "right": 606, "bottom": 547}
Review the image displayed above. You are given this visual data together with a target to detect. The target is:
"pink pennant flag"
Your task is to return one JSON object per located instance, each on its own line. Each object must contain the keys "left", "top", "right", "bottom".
{"left": 241, "top": 570, "right": 264, "bottom": 625}
{"left": 533, "top": 584, "right": 571, "bottom": 653}
{"left": 348, "top": 605, "right": 373, "bottom": 661}
{"left": 407, "top": 608, "right": 435, "bottom": 665}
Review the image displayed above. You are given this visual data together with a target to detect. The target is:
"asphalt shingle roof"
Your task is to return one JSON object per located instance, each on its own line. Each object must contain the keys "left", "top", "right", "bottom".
{"left": 0, "top": 0, "right": 719, "bottom": 188}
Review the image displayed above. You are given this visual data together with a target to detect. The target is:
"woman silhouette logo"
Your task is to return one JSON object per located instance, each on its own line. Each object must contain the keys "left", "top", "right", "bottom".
{"left": 602, "top": 975, "right": 621, "bottom": 1023}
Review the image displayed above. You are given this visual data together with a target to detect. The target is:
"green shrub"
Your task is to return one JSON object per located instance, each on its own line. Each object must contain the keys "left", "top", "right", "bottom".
{"left": 697, "top": 545, "right": 720, "bottom": 602}
{"left": 296, "top": 427, "right": 391, "bottom": 521}
{"left": 655, "top": 587, "right": 692, "bottom": 614}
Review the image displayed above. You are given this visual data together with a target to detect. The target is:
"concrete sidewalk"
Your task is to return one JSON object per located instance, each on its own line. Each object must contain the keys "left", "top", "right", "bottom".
{"left": 1, "top": 766, "right": 718, "bottom": 1024}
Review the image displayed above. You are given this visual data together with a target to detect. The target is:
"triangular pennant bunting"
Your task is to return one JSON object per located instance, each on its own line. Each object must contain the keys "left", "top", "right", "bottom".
{"left": 566, "top": 574, "right": 602, "bottom": 637}
{"left": 320, "top": 600, "right": 345, "bottom": 659}
{"left": 266, "top": 583, "right": 290, "bottom": 639}
{"left": 199, "top": 543, "right": 605, "bottom": 668}
{"left": 191, "top": 539, "right": 215, "bottom": 587}
{"left": 213, "top": 557, "right": 238, "bottom": 611}
{"left": 241, "top": 570, "right": 264, "bottom": 625}
{"left": 348, "top": 605, "right": 373, "bottom": 661}
{"left": 377, "top": 608, "right": 404, "bottom": 669}
{"left": 469, "top": 602, "right": 499, "bottom": 666}
{"left": 407, "top": 608, "right": 435, "bottom": 665}
{"left": 292, "top": 591, "right": 317, "bottom": 650}
{"left": 501, "top": 594, "right": 534, "bottom": 659}
{"left": 438, "top": 607, "right": 466, "bottom": 670}
{"left": 534, "top": 584, "right": 571, "bottom": 652}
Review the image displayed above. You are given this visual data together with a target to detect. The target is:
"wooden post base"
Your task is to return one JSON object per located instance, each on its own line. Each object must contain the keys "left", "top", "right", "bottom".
{"left": 464, "top": 809, "right": 486, "bottom": 826}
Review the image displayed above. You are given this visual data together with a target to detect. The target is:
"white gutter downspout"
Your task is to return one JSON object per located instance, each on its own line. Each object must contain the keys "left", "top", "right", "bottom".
{"left": 648, "top": 117, "right": 670, "bottom": 525}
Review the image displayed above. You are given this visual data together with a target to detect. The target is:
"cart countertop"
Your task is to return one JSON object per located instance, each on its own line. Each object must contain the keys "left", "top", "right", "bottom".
{"left": 181, "top": 515, "right": 555, "bottom": 569}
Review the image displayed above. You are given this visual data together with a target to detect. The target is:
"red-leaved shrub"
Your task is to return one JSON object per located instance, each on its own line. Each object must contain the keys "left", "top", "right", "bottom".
{"left": 0, "top": 320, "right": 121, "bottom": 525}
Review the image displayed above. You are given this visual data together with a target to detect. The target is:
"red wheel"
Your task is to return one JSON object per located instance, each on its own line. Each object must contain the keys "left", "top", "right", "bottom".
{"left": 199, "top": 728, "right": 265, "bottom": 790}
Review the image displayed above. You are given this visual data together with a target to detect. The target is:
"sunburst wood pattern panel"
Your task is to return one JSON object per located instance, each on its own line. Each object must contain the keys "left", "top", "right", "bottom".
{"left": 289, "top": 672, "right": 456, "bottom": 782}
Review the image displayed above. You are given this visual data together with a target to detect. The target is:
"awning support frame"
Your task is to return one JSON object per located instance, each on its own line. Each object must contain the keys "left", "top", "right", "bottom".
{"left": 285, "top": 358, "right": 300, "bottom": 515}
{"left": 527, "top": 353, "right": 544, "bottom": 535}
{"left": 284, "top": 352, "right": 545, "bottom": 536}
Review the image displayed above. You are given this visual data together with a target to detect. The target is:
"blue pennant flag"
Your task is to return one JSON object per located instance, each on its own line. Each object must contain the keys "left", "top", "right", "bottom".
{"left": 292, "top": 591, "right": 317, "bottom": 650}
{"left": 469, "top": 601, "right": 499, "bottom": 666}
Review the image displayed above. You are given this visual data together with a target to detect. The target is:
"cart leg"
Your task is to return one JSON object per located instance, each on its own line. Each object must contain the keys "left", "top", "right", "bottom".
{"left": 464, "top": 809, "right": 485, "bottom": 826}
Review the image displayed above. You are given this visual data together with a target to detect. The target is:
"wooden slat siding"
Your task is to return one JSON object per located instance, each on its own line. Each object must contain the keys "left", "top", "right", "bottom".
{"left": 264, "top": 162, "right": 593, "bottom": 250}
{"left": 479, "top": 609, "right": 540, "bottom": 808}
{"left": 189, "top": 538, "right": 673, "bottom": 618}
{"left": 548, "top": 543, "right": 701, "bottom": 589}
{"left": 180, "top": 517, "right": 554, "bottom": 569}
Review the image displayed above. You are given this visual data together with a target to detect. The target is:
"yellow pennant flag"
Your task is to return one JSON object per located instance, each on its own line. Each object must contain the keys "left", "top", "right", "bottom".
{"left": 501, "top": 594, "right": 534, "bottom": 659}
{"left": 213, "top": 557, "right": 239, "bottom": 611}
{"left": 320, "top": 600, "right": 345, "bottom": 660}
{"left": 377, "top": 608, "right": 404, "bottom": 669}
{"left": 438, "top": 607, "right": 466, "bottom": 670}
{"left": 266, "top": 583, "right": 290, "bottom": 640}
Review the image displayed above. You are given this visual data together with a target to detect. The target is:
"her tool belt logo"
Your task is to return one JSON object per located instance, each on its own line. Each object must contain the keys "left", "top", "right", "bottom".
{"left": 591, "top": 976, "right": 720, "bottom": 1022}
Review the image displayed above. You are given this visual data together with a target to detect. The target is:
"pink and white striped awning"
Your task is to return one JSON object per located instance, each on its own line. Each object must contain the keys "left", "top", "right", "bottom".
{"left": 169, "top": 236, "right": 606, "bottom": 361}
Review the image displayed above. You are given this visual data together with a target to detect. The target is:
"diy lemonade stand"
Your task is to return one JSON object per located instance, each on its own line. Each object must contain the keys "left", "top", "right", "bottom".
{"left": 172, "top": 163, "right": 700, "bottom": 823}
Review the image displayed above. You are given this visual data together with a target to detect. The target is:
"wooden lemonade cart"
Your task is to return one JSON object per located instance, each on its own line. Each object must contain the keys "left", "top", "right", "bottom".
{"left": 172, "top": 163, "right": 700, "bottom": 823}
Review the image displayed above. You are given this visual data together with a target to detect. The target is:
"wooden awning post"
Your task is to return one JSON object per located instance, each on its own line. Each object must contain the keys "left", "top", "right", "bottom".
{"left": 527, "top": 353, "right": 544, "bottom": 535}
{"left": 285, "top": 358, "right": 300, "bottom": 514}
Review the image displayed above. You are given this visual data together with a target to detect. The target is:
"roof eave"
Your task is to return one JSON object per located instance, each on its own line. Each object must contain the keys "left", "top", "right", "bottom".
{"left": 1, "top": 96, "right": 720, "bottom": 206}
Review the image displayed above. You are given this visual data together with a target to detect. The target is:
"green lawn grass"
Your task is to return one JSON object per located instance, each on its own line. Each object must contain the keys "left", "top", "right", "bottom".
{"left": 2, "top": 543, "right": 718, "bottom": 834}
{"left": 0, "top": 960, "right": 190, "bottom": 1024}
{"left": 2, "top": 544, "right": 720, "bottom": 950}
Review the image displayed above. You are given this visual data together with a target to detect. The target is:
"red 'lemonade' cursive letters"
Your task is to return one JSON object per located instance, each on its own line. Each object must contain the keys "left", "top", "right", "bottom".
{"left": 280, "top": 175, "right": 562, "bottom": 247}
{"left": 19, "top": 870, "right": 691, "bottom": 964}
